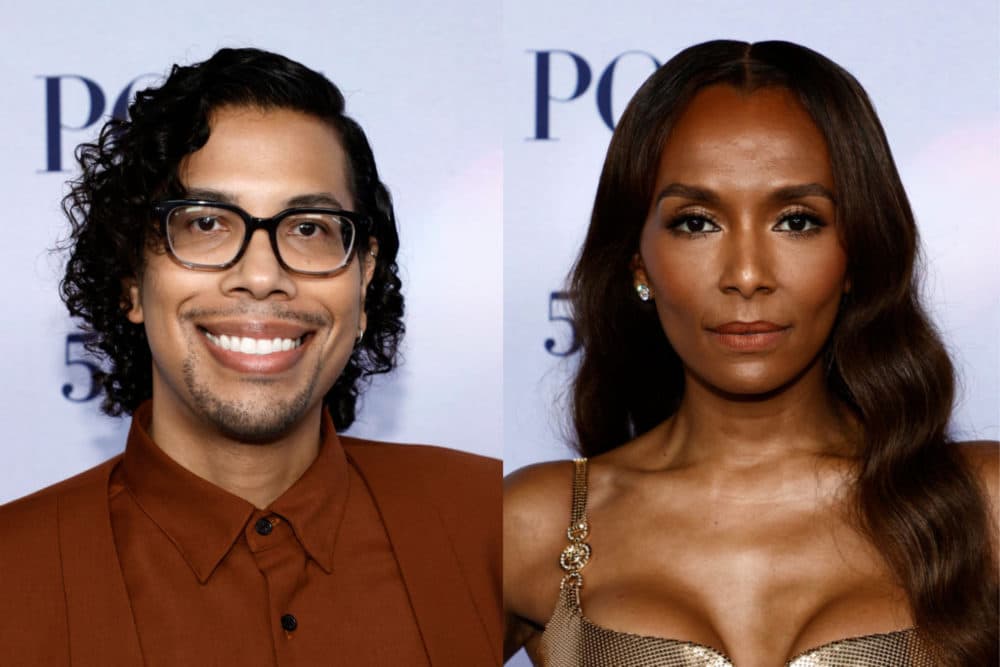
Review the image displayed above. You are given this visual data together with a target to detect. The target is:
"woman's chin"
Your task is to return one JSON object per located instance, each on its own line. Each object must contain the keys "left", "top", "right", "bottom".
{"left": 687, "top": 368, "right": 811, "bottom": 401}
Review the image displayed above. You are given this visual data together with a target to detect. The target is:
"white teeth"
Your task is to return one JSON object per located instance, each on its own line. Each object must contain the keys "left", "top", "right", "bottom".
{"left": 204, "top": 332, "right": 301, "bottom": 355}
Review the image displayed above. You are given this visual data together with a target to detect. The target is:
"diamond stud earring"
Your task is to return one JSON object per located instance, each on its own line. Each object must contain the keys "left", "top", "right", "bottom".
{"left": 635, "top": 284, "right": 652, "bottom": 302}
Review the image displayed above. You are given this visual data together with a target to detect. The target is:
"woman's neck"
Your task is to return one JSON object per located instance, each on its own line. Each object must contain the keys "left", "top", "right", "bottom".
{"left": 656, "top": 361, "right": 859, "bottom": 470}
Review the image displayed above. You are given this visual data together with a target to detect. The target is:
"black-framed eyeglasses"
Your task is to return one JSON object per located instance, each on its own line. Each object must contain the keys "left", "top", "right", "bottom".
{"left": 152, "top": 200, "right": 370, "bottom": 276}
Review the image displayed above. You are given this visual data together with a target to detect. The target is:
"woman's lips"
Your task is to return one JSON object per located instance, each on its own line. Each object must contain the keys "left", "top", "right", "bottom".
{"left": 707, "top": 321, "right": 790, "bottom": 352}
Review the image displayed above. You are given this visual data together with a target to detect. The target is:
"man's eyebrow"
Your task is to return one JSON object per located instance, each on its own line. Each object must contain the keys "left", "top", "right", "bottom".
{"left": 181, "top": 187, "right": 237, "bottom": 203}
{"left": 653, "top": 182, "right": 836, "bottom": 205}
{"left": 179, "top": 189, "right": 347, "bottom": 209}
{"left": 285, "top": 193, "right": 346, "bottom": 209}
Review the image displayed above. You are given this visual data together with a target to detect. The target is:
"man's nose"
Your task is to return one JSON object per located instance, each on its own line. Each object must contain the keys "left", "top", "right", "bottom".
{"left": 219, "top": 229, "right": 297, "bottom": 299}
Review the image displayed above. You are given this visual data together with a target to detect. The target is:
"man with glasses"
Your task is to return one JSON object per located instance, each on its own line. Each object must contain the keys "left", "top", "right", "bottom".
{"left": 0, "top": 48, "right": 500, "bottom": 666}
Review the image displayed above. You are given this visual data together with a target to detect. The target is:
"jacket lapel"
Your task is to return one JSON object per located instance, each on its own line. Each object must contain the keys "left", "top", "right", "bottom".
{"left": 348, "top": 447, "right": 499, "bottom": 667}
{"left": 58, "top": 461, "right": 144, "bottom": 666}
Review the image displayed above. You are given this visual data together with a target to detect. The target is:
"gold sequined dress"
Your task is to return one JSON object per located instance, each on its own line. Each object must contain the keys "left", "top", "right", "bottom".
{"left": 535, "top": 459, "right": 937, "bottom": 666}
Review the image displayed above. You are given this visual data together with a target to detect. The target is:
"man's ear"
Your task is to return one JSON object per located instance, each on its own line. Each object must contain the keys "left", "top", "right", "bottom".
{"left": 358, "top": 238, "right": 379, "bottom": 332}
{"left": 362, "top": 238, "right": 378, "bottom": 292}
{"left": 124, "top": 278, "right": 143, "bottom": 324}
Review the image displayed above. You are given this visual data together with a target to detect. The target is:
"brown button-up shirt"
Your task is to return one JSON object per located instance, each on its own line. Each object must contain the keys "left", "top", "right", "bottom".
{"left": 108, "top": 403, "right": 429, "bottom": 666}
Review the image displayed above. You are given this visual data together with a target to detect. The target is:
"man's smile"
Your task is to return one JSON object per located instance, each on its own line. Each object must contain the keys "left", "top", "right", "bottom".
{"left": 195, "top": 321, "right": 319, "bottom": 375}
{"left": 202, "top": 331, "right": 304, "bottom": 355}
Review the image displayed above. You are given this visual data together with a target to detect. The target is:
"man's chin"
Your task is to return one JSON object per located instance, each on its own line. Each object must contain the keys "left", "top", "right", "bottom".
{"left": 209, "top": 409, "right": 305, "bottom": 445}
{"left": 187, "top": 389, "right": 318, "bottom": 445}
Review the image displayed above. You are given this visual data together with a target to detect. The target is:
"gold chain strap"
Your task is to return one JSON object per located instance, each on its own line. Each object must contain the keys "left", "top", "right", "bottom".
{"left": 559, "top": 458, "right": 591, "bottom": 591}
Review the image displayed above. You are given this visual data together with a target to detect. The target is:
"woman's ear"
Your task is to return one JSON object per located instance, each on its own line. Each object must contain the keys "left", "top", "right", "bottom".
{"left": 630, "top": 253, "right": 654, "bottom": 300}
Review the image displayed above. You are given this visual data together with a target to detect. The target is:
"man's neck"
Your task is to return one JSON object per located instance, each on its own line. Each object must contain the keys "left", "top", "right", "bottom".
{"left": 146, "top": 401, "right": 324, "bottom": 509}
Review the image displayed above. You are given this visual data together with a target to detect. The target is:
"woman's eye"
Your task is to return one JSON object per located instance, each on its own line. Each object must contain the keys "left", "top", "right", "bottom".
{"left": 774, "top": 214, "right": 824, "bottom": 233}
{"left": 669, "top": 215, "right": 719, "bottom": 235}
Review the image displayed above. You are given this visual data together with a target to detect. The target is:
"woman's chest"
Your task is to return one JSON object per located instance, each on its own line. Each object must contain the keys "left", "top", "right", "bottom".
{"left": 574, "top": 498, "right": 912, "bottom": 663}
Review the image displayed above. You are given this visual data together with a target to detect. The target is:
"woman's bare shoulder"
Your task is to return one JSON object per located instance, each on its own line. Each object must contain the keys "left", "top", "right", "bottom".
{"left": 956, "top": 440, "right": 999, "bottom": 486}
{"left": 955, "top": 440, "right": 999, "bottom": 524}
{"left": 503, "top": 460, "right": 577, "bottom": 623}
{"left": 504, "top": 460, "right": 577, "bottom": 565}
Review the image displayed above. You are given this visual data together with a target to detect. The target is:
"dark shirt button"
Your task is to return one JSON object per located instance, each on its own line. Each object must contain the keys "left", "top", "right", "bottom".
{"left": 254, "top": 517, "right": 274, "bottom": 536}
{"left": 281, "top": 613, "right": 298, "bottom": 632}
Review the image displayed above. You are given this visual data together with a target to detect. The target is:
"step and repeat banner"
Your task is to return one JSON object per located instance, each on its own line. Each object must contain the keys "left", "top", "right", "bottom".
{"left": 1, "top": 0, "right": 997, "bottom": 539}
{"left": 501, "top": 1, "right": 1000, "bottom": 465}
{"left": 0, "top": 1, "right": 502, "bottom": 503}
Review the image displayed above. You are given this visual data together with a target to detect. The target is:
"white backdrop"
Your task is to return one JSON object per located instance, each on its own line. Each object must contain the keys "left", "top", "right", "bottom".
{"left": 503, "top": 2, "right": 998, "bottom": 661}
{"left": 504, "top": 0, "right": 1000, "bottom": 470}
{"left": 0, "top": 0, "right": 502, "bottom": 503}
{"left": 1, "top": 2, "right": 997, "bottom": 656}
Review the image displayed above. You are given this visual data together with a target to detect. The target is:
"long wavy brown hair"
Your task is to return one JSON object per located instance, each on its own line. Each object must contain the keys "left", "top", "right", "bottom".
{"left": 569, "top": 40, "right": 997, "bottom": 664}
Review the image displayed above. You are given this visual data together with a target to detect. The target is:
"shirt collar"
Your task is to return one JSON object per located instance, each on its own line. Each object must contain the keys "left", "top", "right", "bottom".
{"left": 121, "top": 401, "right": 350, "bottom": 582}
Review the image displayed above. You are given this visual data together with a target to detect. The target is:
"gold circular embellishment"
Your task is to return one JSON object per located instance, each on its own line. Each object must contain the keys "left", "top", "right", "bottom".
{"left": 560, "top": 572, "right": 584, "bottom": 590}
{"left": 560, "top": 542, "right": 591, "bottom": 572}
{"left": 567, "top": 521, "right": 589, "bottom": 542}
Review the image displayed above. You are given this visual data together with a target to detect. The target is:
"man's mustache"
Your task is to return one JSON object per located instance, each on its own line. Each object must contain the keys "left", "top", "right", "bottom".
{"left": 180, "top": 306, "right": 332, "bottom": 328}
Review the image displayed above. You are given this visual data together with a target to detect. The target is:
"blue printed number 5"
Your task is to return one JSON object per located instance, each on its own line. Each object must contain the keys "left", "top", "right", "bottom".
{"left": 544, "top": 291, "right": 580, "bottom": 357}
{"left": 62, "top": 333, "right": 100, "bottom": 402}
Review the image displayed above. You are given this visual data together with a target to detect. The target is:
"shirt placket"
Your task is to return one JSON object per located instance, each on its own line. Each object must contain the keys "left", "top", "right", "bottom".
{"left": 245, "top": 509, "right": 308, "bottom": 664}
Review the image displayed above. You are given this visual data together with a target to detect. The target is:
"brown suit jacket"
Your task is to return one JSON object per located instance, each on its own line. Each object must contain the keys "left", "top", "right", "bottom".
{"left": 0, "top": 437, "right": 501, "bottom": 666}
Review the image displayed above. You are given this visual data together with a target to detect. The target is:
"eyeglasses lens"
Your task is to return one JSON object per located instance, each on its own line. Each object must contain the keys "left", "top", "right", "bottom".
{"left": 165, "top": 205, "right": 356, "bottom": 273}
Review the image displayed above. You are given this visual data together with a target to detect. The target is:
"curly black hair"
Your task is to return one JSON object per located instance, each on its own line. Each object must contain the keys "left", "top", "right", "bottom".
{"left": 60, "top": 47, "right": 404, "bottom": 430}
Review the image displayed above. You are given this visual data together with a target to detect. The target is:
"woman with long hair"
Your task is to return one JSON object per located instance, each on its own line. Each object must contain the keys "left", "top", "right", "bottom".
{"left": 504, "top": 40, "right": 998, "bottom": 666}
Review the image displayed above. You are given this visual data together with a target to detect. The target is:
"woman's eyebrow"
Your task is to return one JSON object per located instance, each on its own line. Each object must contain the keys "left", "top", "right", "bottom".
{"left": 653, "top": 182, "right": 836, "bottom": 205}
{"left": 769, "top": 183, "right": 836, "bottom": 203}
{"left": 653, "top": 183, "right": 718, "bottom": 204}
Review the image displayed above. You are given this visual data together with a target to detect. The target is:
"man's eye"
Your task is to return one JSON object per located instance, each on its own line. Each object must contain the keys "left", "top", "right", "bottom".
{"left": 191, "top": 217, "right": 225, "bottom": 233}
{"left": 294, "top": 222, "right": 319, "bottom": 237}
{"left": 289, "top": 220, "right": 333, "bottom": 238}
{"left": 668, "top": 215, "right": 719, "bottom": 235}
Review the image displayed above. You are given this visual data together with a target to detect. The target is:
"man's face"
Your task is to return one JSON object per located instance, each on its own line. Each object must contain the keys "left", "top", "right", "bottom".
{"left": 128, "top": 105, "right": 374, "bottom": 442}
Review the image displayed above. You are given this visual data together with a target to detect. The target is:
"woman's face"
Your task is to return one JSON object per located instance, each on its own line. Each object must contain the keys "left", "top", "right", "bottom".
{"left": 634, "top": 84, "right": 848, "bottom": 397}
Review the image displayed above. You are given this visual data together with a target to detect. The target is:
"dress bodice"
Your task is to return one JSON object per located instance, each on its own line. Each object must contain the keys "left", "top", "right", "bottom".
{"left": 535, "top": 459, "right": 935, "bottom": 666}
